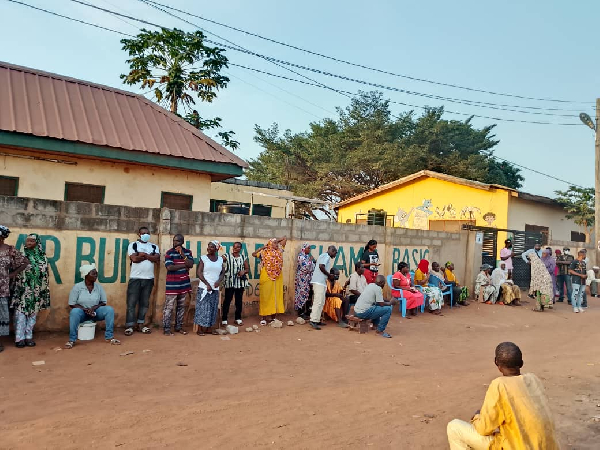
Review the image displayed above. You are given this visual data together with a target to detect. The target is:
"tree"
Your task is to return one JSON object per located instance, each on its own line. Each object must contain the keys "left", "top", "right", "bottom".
{"left": 246, "top": 91, "right": 523, "bottom": 216}
{"left": 555, "top": 186, "right": 595, "bottom": 241}
{"left": 120, "top": 28, "right": 238, "bottom": 150}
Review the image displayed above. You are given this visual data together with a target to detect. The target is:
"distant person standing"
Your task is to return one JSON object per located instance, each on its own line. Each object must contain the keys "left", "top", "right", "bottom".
{"left": 163, "top": 234, "right": 194, "bottom": 335}
{"left": 569, "top": 250, "right": 587, "bottom": 314}
{"left": 499, "top": 239, "right": 515, "bottom": 278}
{"left": 361, "top": 240, "right": 380, "bottom": 284}
{"left": 221, "top": 241, "right": 249, "bottom": 326}
{"left": 309, "top": 245, "right": 337, "bottom": 330}
{"left": 125, "top": 226, "right": 159, "bottom": 336}
{"left": 521, "top": 241, "right": 542, "bottom": 263}
{"left": 556, "top": 247, "right": 574, "bottom": 303}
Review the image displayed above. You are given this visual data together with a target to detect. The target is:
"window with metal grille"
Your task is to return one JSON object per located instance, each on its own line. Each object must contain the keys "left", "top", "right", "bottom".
{"left": 0, "top": 176, "right": 18, "bottom": 196}
{"left": 65, "top": 182, "right": 104, "bottom": 203}
{"left": 570, "top": 231, "right": 586, "bottom": 243}
{"left": 525, "top": 224, "right": 549, "bottom": 245}
{"left": 161, "top": 192, "right": 193, "bottom": 211}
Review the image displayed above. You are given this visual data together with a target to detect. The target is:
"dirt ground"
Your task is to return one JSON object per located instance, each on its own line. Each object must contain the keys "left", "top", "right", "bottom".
{"left": 1, "top": 298, "right": 599, "bottom": 449}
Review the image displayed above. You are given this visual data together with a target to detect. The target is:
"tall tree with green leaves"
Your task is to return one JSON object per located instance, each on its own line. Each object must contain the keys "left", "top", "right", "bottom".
{"left": 120, "top": 28, "right": 238, "bottom": 150}
{"left": 246, "top": 91, "right": 523, "bottom": 217}
{"left": 555, "top": 186, "right": 595, "bottom": 241}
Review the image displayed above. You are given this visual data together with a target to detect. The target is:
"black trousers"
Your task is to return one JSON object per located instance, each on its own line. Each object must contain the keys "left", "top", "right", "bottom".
{"left": 222, "top": 287, "right": 244, "bottom": 321}
{"left": 126, "top": 278, "right": 154, "bottom": 327}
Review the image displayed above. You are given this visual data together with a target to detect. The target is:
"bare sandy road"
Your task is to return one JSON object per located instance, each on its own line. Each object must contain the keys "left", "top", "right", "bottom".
{"left": 1, "top": 299, "right": 599, "bottom": 449}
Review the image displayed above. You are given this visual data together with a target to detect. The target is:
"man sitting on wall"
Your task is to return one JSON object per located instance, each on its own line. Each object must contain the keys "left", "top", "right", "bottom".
{"left": 323, "top": 267, "right": 349, "bottom": 328}
{"left": 347, "top": 262, "right": 368, "bottom": 313}
{"left": 65, "top": 264, "right": 120, "bottom": 349}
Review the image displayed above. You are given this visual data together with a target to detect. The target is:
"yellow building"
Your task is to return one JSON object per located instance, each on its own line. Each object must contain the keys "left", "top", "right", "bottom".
{"left": 0, "top": 61, "right": 247, "bottom": 210}
{"left": 336, "top": 170, "right": 583, "bottom": 262}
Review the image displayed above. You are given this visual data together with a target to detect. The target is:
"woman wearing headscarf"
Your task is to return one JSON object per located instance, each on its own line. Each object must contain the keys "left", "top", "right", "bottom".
{"left": 66, "top": 264, "right": 120, "bottom": 348}
{"left": 475, "top": 264, "right": 496, "bottom": 304}
{"left": 361, "top": 240, "right": 380, "bottom": 284}
{"left": 444, "top": 262, "right": 469, "bottom": 306}
{"left": 195, "top": 241, "right": 225, "bottom": 336}
{"left": 491, "top": 262, "right": 521, "bottom": 306}
{"left": 391, "top": 262, "right": 425, "bottom": 316}
{"left": 0, "top": 225, "right": 29, "bottom": 352}
{"left": 413, "top": 259, "right": 444, "bottom": 314}
{"left": 294, "top": 242, "right": 315, "bottom": 318}
{"left": 541, "top": 249, "right": 557, "bottom": 302}
{"left": 252, "top": 237, "right": 286, "bottom": 325}
{"left": 11, "top": 233, "right": 50, "bottom": 348}
{"left": 527, "top": 251, "right": 554, "bottom": 312}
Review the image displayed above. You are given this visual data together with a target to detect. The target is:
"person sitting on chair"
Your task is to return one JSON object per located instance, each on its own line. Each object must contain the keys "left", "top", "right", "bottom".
{"left": 447, "top": 342, "right": 559, "bottom": 450}
{"left": 65, "top": 264, "right": 120, "bottom": 349}
{"left": 347, "top": 262, "right": 367, "bottom": 313}
{"left": 391, "top": 262, "right": 424, "bottom": 317}
{"left": 491, "top": 263, "right": 522, "bottom": 306}
{"left": 324, "top": 267, "right": 349, "bottom": 328}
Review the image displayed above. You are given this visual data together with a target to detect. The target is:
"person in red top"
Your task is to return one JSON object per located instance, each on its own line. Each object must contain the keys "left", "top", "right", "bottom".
{"left": 392, "top": 262, "right": 424, "bottom": 316}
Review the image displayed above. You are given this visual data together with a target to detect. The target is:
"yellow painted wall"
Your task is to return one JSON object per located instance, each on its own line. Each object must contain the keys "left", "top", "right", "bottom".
{"left": 0, "top": 147, "right": 212, "bottom": 211}
{"left": 337, "top": 177, "right": 511, "bottom": 231}
{"left": 210, "top": 182, "right": 292, "bottom": 218}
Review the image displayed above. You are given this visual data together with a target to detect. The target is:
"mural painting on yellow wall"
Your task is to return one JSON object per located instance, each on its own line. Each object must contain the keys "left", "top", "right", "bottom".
{"left": 412, "top": 199, "right": 433, "bottom": 230}
{"left": 483, "top": 212, "right": 497, "bottom": 227}
{"left": 395, "top": 207, "right": 414, "bottom": 227}
{"left": 460, "top": 206, "right": 482, "bottom": 220}
{"left": 435, "top": 204, "right": 456, "bottom": 219}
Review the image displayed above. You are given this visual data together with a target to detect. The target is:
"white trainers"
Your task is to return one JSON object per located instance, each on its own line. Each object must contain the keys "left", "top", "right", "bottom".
{"left": 222, "top": 320, "right": 228, "bottom": 325}
{"left": 574, "top": 309, "right": 579, "bottom": 313}
{"left": 235, "top": 319, "right": 243, "bottom": 325}
{"left": 578, "top": 307, "right": 585, "bottom": 313}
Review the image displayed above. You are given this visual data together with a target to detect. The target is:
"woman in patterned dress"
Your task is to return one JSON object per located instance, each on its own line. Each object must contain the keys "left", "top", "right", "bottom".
{"left": 294, "top": 242, "right": 314, "bottom": 318}
{"left": 528, "top": 252, "right": 554, "bottom": 311}
{"left": 11, "top": 233, "right": 50, "bottom": 347}
{"left": 253, "top": 237, "right": 287, "bottom": 325}
{"left": 413, "top": 259, "right": 444, "bottom": 314}
{"left": 0, "top": 225, "right": 29, "bottom": 353}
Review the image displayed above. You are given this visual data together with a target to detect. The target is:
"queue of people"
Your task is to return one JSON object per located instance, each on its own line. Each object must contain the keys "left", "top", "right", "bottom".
{"left": 1, "top": 224, "right": 596, "bottom": 352}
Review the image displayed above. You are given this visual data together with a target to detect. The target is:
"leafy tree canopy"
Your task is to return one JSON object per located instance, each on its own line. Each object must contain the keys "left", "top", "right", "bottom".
{"left": 121, "top": 28, "right": 238, "bottom": 150}
{"left": 554, "top": 186, "right": 595, "bottom": 240}
{"left": 246, "top": 91, "right": 523, "bottom": 214}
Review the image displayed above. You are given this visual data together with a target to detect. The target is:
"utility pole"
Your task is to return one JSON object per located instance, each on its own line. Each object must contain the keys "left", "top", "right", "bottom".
{"left": 594, "top": 98, "right": 600, "bottom": 266}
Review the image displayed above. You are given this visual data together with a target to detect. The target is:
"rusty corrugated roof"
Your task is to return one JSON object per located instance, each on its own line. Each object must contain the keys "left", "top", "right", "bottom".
{"left": 0, "top": 61, "right": 247, "bottom": 170}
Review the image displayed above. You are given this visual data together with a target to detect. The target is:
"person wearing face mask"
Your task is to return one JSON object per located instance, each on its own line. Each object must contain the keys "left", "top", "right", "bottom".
{"left": 323, "top": 267, "right": 349, "bottom": 327}
{"left": 124, "top": 226, "right": 160, "bottom": 336}
{"left": 556, "top": 247, "right": 574, "bottom": 304}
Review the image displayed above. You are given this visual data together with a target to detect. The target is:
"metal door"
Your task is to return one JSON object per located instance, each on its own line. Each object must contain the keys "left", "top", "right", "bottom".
{"left": 511, "top": 231, "right": 543, "bottom": 289}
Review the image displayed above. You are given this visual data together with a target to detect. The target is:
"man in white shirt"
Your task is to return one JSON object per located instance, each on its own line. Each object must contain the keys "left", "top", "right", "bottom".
{"left": 586, "top": 266, "right": 600, "bottom": 297}
{"left": 309, "top": 245, "right": 337, "bottom": 330}
{"left": 347, "top": 262, "right": 368, "bottom": 313}
{"left": 353, "top": 275, "right": 398, "bottom": 338}
{"left": 125, "top": 226, "right": 160, "bottom": 336}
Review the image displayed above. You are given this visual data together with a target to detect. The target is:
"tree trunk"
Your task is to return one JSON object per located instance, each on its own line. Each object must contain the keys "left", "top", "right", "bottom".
{"left": 170, "top": 96, "right": 178, "bottom": 114}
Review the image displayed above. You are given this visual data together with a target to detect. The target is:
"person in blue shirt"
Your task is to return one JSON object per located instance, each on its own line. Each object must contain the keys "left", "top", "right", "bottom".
{"left": 65, "top": 264, "right": 120, "bottom": 349}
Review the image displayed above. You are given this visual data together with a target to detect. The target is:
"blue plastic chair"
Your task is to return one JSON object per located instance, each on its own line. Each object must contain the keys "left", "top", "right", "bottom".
{"left": 387, "top": 273, "right": 425, "bottom": 317}
{"left": 428, "top": 274, "right": 453, "bottom": 309}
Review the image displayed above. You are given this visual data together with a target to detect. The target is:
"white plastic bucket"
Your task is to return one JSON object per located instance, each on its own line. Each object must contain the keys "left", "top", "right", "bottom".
{"left": 78, "top": 321, "right": 96, "bottom": 340}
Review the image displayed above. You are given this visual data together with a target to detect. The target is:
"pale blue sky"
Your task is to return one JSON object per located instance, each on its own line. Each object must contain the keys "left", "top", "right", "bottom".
{"left": 2, "top": 0, "right": 598, "bottom": 197}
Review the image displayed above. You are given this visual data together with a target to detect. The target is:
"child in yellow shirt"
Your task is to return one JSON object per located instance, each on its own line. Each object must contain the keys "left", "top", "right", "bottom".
{"left": 447, "top": 342, "right": 559, "bottom": 450}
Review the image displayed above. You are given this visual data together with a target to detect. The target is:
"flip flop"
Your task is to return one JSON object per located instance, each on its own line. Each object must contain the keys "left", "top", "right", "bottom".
{"left": 124, "top": 328, "right": 134, "bottom": 336}
{"left": 107, "top": 338, "right": 121, "bottom": 345}
{"left": 65, "top": 341, "right": 75, "bottom": 349}
{"left": 260, "top": 320, "right": 267, "bottom": 326}
{"left": 175, "top": 329, "right": 188, "bottom": 335}
{"left": 139, "top": 326, "right": 152, "bottom": 334}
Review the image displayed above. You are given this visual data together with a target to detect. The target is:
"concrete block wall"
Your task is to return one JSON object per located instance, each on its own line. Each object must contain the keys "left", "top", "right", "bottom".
{"left": 0, "top": 195, "right": 472, "bottom": 331}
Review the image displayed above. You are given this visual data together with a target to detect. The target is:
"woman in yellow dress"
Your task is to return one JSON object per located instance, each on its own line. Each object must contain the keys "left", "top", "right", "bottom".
{"left": 253, "top": 237, "right": 286, "bottom": 325}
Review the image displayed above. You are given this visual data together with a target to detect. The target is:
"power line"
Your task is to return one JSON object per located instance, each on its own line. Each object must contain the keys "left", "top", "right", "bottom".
{"left": 143, "top": 0, "right": 594, "bottom": 106}
{"left": 4, "top": 0, "right": 590, "bottom": 188}
{"left": 5, "top": 0, "right": 134, "bottom": 36}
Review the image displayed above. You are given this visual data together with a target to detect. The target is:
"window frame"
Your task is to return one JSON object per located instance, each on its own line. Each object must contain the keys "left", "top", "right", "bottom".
{"left": 161, "top": 191, "right": 193, "bottom": 211}
{"left": 64, "top": 182, "right": 105, "bottom": 204}
{"left": 0, "top": 175, "right": 19, "bottom": 196}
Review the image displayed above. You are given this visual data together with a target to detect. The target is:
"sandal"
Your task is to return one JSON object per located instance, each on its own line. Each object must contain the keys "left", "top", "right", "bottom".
{"left": 106, "top": 338, "right": 121, "bottom": 345}
{"left": 211, "top": 330, "right": 220, "bottom": 335}
{"left": 65, "top": 341, "right": 75, "bottom": 349}
{"left": 124, "top": 328, "right": 134, "bottom": 336}
{"left": 175, "top": 329, "right": 188, "bottom": 335}
{"left": 139, "top": 326, "right": 152, "bottom": 334}
{"left": 260, "top": 320, "right": 267, "bottom": 326}
{"left": 164, "top": 330, "right": 173, "bottom": 336}
{"left": 15, "top": 341, "right": 26, "bottom": 348}
{"left": 25, "top": 340, "right": 36, "bottom": 347}
{"left": 196, "top": 331, "right": 205, "bottom": 336}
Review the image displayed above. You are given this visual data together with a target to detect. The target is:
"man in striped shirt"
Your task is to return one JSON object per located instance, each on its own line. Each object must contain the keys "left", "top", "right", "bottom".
{"left": 221, "top": 241, "right": 250, "bottom": 326}
{"left": 163, "top": 234, "right": 194, "bottom": 335}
